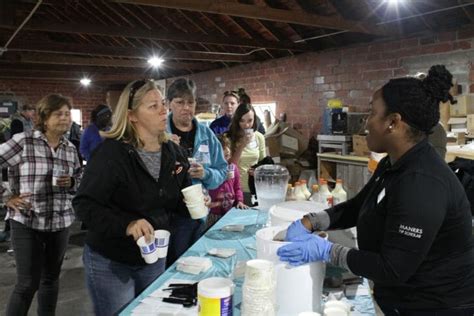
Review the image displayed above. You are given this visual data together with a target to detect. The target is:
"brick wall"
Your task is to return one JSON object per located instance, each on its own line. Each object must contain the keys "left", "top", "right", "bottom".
{"left": 0, "top": 80, "right": 106, "bottom": 127}
{"left": 169, "top": 28, "right": 474, "bottom": 138}
{"left": 1, "top": 29, "right": 473, "bottom": 136}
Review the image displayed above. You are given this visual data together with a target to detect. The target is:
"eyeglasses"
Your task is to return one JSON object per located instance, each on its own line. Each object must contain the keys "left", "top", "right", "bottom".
{"left": 128, "top": 80, "right": 147, "bottom": 109}
{"left": 171, "top": 98, "right": 196, "bottom": 108}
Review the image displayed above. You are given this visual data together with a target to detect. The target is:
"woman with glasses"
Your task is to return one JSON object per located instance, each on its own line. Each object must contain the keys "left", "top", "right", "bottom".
{"left": 166, "top": 78, "right": 227, "bottom": 262}
{"left": 73, "top": 80, "right": 192, "bottom": 316}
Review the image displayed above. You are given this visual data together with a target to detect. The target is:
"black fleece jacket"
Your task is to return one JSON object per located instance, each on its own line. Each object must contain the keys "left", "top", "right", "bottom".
{"left": 73, "top": 139, "right": 191, "bottom": 265}
{"left": 327, "top": 139, "right": 474, "bottom": 309}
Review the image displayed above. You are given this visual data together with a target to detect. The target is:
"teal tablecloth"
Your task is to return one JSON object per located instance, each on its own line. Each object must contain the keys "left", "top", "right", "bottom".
{"left": 120, "top": 209, "right": 376, "bottom": 315}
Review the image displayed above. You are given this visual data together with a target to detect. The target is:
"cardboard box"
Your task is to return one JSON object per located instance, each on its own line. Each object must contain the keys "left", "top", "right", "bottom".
{"left": 448, "top": 117, "right": 467, "bottom": 133}
{"left": 450, "top": 95, "right": 474, "bottom": 117}
{"left": 467, "top": 114, "right": 474, "bottom": 134}
{"left": 352, "top": 135, "right": 370, "bottom": 156}
{"left": 265, "top": 122, "right": 309, "bottom": 158}
{"left": 439, "top": 101, "right": 450, "bottom": 131}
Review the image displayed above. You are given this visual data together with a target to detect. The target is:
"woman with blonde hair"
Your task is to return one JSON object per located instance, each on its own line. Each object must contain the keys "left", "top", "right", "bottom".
{"left": 73, "top": 80, "right": 192, "bottom": 315}
{"left": 1, "top": 94, "right": 81, "bottom": 316}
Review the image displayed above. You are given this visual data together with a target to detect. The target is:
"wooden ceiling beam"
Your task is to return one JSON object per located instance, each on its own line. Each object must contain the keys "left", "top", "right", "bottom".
{"left": 112, "top": 0, "right": 390, "bottom": 36}
{"left": 0, "top": 69, "right": 152, "bottom": 82}
{"left": 7, "top": 41, "right": 255, "bottom": 62}
{"left": 0, "top": 21, "right": 311, "bottom": 51}
{"left": 6, "top": 52, "right": 217, "bottom": 71}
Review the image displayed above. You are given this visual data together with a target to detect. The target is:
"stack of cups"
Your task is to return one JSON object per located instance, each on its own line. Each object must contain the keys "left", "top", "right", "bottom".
{"left": 181, "top": 184, "right": 208, "bottom": 219}
{"left": 136, "top": 230, "right": 170, "bottom": 264}
{"left": 241, "top": 259, "right": 276, "bottom": 316}
{"left": 323, "top": 300, "right": 351, "bottom": 316}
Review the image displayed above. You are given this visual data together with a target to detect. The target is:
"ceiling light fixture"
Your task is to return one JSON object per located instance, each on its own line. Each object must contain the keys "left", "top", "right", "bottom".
{"left": 387, "top": 0, "right": 403, "bottom": 6}
{"left": 147, "top": 56, "right": 164, "bottom": 68}
{"left": 80, "top": 78, "right": 91, "bottom": 86}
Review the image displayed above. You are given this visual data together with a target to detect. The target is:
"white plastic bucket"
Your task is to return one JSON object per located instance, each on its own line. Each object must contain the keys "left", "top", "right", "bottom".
{"left": 198, "top": 277, "right": 234, "bottom": 316}
{"left": 256, "top": 226, "right": 325, "bottom": 315}
{"left": 269, "top": 201, "right": 326, "bottom": 227}
{"left": 269, "top": 201, "right": 357, "bottom": 248}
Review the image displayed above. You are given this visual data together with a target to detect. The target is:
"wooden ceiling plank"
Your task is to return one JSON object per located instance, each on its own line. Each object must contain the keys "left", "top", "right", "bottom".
{"left": 200, "top": 13, "right": 229, "bottom": 37}
{"left": 8, "top": 40, "right": 255, "bottom": 61}
{"left": 257, "top": 20, "right": 285, "bottom": 42}
{"left": 226, "top": 15, "right": 253, "bottom": 39}
{"left": 14, "top": 52, "right": 222, "bottom": 71}
{"left": 101, "top": 1, "right": 136, "bottom": 27}
{"left": 134, "top": 5, "right": 169, "bottom": 30}
{"left": 177, "top": 10, "right": 208, "bottom": 34}
{"left": 0, "top": 70, "right": 152, "bottom": 82}
{"left": 0, "top": 21, "right": 311, "bottom": 51}
{"left": 111, "top": 0, "right": 389, "bottom": 36}
{"left": 89, "top": 1, "right": 122, "bottom": 27}
{"left": 115, "top": 2, "right": 152, "bottom": 30}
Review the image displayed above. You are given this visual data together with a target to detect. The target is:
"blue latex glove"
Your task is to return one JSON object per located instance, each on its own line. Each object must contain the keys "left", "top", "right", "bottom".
{"left": 277, "top": 234, "right": 333, "bottom": 266}
{"left": 285, "top": 219, "right": 312, "bottom": 241}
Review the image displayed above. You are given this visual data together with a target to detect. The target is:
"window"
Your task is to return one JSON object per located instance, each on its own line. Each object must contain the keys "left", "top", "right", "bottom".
{"left": 71, "top": 109, "right": 82, "bottom": 126}
{"left": 252, "top": 102, "right": 276, "bottom": 126}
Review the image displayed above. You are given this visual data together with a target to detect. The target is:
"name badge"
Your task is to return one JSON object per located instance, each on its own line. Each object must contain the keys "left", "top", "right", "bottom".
{"left": 377, "top": 188, "right": 385, "bottom": 204}
{"left": 198, "top": 144, "right": 209, "bottom": 153}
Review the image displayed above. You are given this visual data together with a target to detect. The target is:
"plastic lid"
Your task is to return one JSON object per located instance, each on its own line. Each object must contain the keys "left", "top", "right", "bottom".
{"left": 198, "top": 277, "right": 234, "bottom": 298}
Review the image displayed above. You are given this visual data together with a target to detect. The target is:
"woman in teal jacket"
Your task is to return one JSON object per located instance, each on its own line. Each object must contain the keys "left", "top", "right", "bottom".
{"left": 166, "top": 78, "right": 227, "bottom": 262}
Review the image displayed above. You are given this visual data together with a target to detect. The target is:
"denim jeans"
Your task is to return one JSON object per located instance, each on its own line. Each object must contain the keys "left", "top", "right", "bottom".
{"left": 168, "top": 216, "right": 204, "bottom": 265}
{"left": 6, "top": 220, "right": 69, "bottom": 316}
{"left": 83, "top": 244, "right": 165, "bottom": 316}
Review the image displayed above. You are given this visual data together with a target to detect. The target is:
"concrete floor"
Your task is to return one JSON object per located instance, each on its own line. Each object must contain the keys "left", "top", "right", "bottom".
{"left": 0, "top": 220, "right": 94, "bottom": 316}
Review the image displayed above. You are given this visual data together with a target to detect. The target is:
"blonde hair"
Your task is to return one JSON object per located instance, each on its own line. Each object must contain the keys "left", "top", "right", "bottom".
{"left": 101, "top": 80, "right": 168, "bottom": 148}
{"left": 35, "top": 94, "right": 72, "bottom": 133}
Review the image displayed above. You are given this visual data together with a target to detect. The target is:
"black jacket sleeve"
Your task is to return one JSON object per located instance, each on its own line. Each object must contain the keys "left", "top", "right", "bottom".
{"left": 72, "top": 148, "right": 138, "bottom": 238}
{"left": 10, "top": 119, "right": 24, "bottom": 136}
{"left": 347, "top": 172, "right": 448, "bottom": 283}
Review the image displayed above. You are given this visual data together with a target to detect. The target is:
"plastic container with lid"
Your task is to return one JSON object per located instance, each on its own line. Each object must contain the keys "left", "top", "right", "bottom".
{"left": 198, "top": 277, "right": 235, "bottom": 316}
{"left": 318, "top": 179, "right": 333, "bottom": 208}
{"left": 310, "top": 184, "right": 320, "bottom": 202}
{"left": 293, "top": 181, "right": 307, "bottom": 201}
{"left": 332, "top": 179, "right": 347, "bottom": 205}
{"left": 300, "top": 180, "right": 312, "bottom": 200}
{"left": 286, "top": 184, "right": 295, "bottom": 201}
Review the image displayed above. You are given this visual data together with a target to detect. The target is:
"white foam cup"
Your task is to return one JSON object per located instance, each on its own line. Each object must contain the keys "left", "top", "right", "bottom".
{"left": 244, "top": 259, "right": 275, "bottom": 289}
{"left": 182, "top": 184, "right": 208, "bottom": 219}
{"left": 136, "top": 236, "right": 159, "bottom": 264}
{"left": 323, "top": 306, "right": 348, "bottom": 316}
{"left": 154, "top": 230, "right": 170, "bottom": 259}
{"left": 298, "top": 312, "right": 321, "bottom": 316}
{"left": 324, "top": 301, "right": 350, "bottom": 313}
{"left": 187, "top": 204, "right": 209, "bottom": 219}
{"left": 182, "top": 184, "right": 205, "bottom": 203}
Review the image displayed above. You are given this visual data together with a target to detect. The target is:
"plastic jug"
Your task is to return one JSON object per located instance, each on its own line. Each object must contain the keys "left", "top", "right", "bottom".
{"left": 254, "top": 165, "right": 290, "bottom": 211}
{"left": 332, "top": 179, "right": 347, "bottom": 205}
